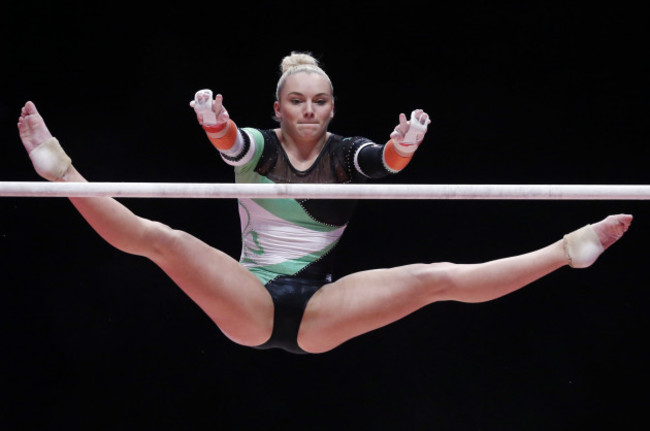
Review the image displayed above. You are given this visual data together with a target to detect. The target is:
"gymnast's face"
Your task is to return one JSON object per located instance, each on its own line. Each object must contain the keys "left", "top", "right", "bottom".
{"left": 274, "top": 72, "right": 334, "bottom": 143}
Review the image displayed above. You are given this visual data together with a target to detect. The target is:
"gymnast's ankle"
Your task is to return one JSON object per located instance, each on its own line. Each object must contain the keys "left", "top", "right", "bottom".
{"left": 563, "top": 224, "right": 604, "bottom": 268}
{"left": 29, "top": 137, "right": 72, "bottom": 181}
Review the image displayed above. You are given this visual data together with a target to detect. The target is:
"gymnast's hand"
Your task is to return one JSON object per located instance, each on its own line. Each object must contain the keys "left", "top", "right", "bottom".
{"left": 390, "top": 109, "right": 431, "bottom": 155}
{"left": 190, "top": 89, "right": 230, "bottom": 128}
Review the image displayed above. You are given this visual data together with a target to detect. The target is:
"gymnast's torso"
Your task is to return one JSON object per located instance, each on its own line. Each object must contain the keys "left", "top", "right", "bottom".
{"left": 223, "top": 127, "right": 394, "bottom": 285}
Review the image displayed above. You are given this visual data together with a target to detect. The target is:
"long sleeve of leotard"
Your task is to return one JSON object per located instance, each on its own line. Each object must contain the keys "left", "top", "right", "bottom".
{"left": 206, "top": 123, "right": 415, "bottom": 178}
{"left": 204, "top": 120, "right": 257, "bottom": 166}
{"left": 352, "top": 139, "right": 414, "bottom": 178}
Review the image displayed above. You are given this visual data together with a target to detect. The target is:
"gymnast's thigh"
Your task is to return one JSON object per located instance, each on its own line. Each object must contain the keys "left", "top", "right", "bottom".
{"left": 297, "top": 264, "right": 454, "bottom": 353}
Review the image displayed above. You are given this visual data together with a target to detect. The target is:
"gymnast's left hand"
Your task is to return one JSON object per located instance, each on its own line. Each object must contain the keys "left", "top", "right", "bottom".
{"left": 390, "top": 109, "right": 431, "bottom": 155}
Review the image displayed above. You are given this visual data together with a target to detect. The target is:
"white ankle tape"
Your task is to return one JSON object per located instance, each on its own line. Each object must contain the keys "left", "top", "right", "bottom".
{"left": 29, "top": 137, "right": 72, "bottom": 181}
{"left": 563, "top": 224, "right": 604, "bottom": 268}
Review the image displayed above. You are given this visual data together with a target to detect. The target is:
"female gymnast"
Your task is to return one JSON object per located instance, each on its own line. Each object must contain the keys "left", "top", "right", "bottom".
{"left": 17, "top": 52, "right": 632, "bottom": 354}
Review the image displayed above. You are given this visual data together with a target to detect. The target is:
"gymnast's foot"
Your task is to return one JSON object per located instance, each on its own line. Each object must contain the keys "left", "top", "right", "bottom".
{"left": 564, "top": 214, "right": 633, "bottom": 268}
{"left": 17, "top": 101, "right": 53, "bottom": 152}
{"left": 17, "top": 101, "right": 71, "bottom": 181}
{"left": 592, "top": 214, "right": 633, "bottom": 250}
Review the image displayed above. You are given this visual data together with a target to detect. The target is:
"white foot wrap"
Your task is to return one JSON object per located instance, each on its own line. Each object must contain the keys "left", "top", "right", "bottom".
{"left": 563, "top": 224, "right": 604, "bottom": 268}
{"left": 28, "top": 137, "right": 72, "bottom": 181}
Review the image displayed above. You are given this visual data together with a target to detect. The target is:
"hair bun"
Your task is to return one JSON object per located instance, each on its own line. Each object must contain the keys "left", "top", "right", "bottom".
{"left": 280, "top": 52, "right": 319, "bottom": 73}
{"left": 275, "top": 51, "right": 333, "bottom": 102}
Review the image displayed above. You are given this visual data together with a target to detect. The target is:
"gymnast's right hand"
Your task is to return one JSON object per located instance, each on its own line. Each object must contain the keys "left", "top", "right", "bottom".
{"left": 190, "top": 89, "right": 229, "bottom": 128}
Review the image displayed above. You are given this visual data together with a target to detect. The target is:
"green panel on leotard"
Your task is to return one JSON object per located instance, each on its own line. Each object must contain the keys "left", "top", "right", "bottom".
{"left": 235, "top": 128, "right": 340, "bottom": 233}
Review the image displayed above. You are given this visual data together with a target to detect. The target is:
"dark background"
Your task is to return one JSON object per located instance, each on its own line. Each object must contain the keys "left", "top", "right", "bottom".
{"left": 1, "top": 2, "right": 648, "bottom": 430}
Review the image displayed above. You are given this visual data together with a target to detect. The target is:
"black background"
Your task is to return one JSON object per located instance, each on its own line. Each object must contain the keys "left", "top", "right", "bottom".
{"left": 1, "top": 2, "right": 648, "bottom": 430}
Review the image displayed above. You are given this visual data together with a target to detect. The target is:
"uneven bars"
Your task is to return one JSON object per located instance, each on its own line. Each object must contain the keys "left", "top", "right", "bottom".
{"left": 0, "top": 182, "right": 649, "bottom": 200}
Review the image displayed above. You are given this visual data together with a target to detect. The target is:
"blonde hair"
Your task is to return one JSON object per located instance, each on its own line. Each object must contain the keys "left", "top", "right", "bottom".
{"left": 275, "top": 52, "right": 333, "bottom": 101}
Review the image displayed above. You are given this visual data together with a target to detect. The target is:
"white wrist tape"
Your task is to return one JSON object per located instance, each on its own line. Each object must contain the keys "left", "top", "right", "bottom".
{"left": 194, "top": 89, "right": 218, "bottom": 125}
{"left": 29, "top": 137, "right": 72, "bottom": 181}
{"left": 563, "top": 224, "right": 604, "bottom": 268}
{"left": 394, "top": 111, "right": 428, "bottom": 155}
{"left": 402, "top": 113, "right": 427, "bottom": 145}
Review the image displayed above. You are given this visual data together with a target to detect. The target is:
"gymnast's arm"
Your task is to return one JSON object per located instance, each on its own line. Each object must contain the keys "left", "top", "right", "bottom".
{"left": 189, "top": 89, "right": 255, "bottom": 166}
{"left": 355, "top": 109, "right": 431, "bottom": 176}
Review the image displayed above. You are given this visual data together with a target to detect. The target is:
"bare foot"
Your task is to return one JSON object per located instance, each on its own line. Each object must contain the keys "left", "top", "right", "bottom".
{"left": 591, "top": 214, "right": 633, "bottom": 250}
{"left": 17, "top": 101, "right": 53, "bottom": 153}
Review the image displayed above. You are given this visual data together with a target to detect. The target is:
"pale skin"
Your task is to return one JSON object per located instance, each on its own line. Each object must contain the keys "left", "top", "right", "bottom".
{"left": 18, "top": 72, "right": 632, "bottom": 353}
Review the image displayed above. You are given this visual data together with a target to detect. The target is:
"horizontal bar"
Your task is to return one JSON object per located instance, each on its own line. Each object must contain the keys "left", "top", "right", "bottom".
{"left": 0, "top": 182, "right": 649, "bottom": 200}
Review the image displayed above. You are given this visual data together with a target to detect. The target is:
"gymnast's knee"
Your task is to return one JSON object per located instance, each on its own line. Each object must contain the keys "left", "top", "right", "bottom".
{"left": 136, "top": 219, "right": 181, "bottom": 259}
{"left": 409, "top": 262, "right": 458, "bottom": 300}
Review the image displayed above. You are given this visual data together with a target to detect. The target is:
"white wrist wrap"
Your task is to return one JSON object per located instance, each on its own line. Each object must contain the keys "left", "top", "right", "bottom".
{"left": 402, "top": 117, "right": 427, "bottom": 146}
{"left": 29, "top": 137, "right": 72, "bottom": 181}
{"left": 194, "top": 89, "right": 218, "bottom": 125}
{"left": 394, "top": 111, "right": 428, "bottom": 155}
{"left": 563, "top": 224, "right": 604, "bottom": 268}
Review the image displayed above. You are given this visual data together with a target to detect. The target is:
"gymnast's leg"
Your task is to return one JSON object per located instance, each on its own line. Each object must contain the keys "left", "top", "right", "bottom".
{"left": 17, "top": 101, "right": 273, "bottom": 346}
{"left": 297, "top": 214, "right": 632, "bottom": 353}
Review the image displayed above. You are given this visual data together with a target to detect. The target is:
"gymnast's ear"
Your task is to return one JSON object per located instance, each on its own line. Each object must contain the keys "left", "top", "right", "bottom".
{"left": 273, "top": 100, "right": 282, "bottom": 121}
